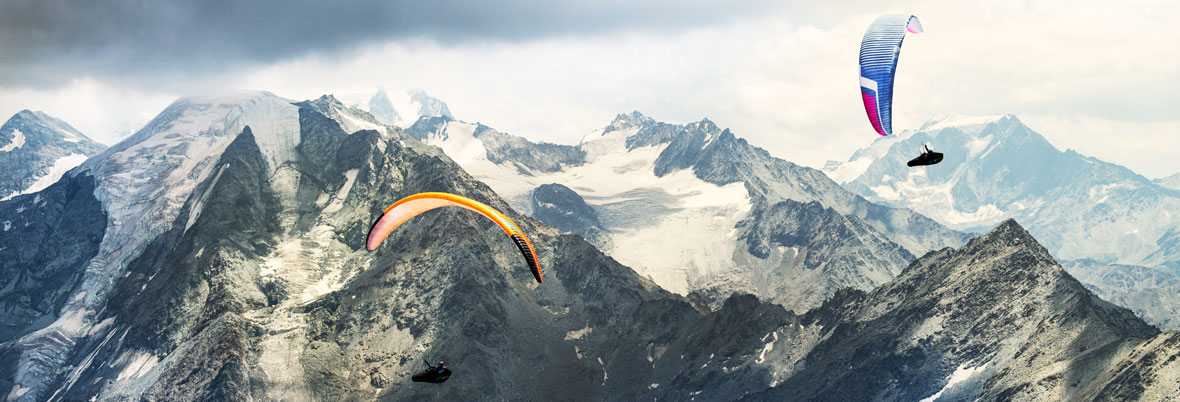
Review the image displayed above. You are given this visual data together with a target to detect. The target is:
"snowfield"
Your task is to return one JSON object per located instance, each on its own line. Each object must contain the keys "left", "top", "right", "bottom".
{"left": 1, "top": 153, "right": 88, "bottom": 201}
{"left": 418, "top": 120, "right": 751, "bottom": 294}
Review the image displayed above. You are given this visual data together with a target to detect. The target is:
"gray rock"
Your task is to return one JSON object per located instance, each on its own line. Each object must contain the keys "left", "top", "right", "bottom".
{"left": 530, "top": 183, "right": 607, "bottom": 245}
{"left": 368, "top": 88, "right": 401, "bottom": 126}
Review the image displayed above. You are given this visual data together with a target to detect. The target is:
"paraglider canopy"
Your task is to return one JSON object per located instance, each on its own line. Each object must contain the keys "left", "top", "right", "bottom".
{"left": 859, "top": 14, "right": 923, "bottom": 136}
{"left": 366, "top": 192, "right": 543, "bottom": 283}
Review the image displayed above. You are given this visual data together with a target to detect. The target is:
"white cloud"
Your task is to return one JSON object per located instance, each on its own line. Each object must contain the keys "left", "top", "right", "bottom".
{"left": 0, "top": 79, "right": 173, "bottom": 145}
{"left": 1, "top": 1, "right": 1177, "bottom": 178}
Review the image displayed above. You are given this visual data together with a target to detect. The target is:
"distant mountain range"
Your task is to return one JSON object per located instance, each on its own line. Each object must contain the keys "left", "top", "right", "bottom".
{"left": 1064, "top": 259, "right": 1180, "bottom": 330}
{"left": 0, "top": 110, "right": 106, "bottom": 201}
{"left": 824, "top": 114, "right": 1180, "bottom": 272}
{"left": 335, "top": 88, "right": 453, "bottom": 128}
{"left": 404, "top": 110, "right": 969, "bottom": 311}
{"left": 1156, "top": 172, "right": 1180, "bottom": 191}
{"left": 1, "top": 92, "right": 1175, "bottom": 401}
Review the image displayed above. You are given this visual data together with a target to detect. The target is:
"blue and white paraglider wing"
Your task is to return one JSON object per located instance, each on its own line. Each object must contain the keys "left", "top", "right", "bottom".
{"left": 859, "top": 14, "right": 923, "bottom": 136}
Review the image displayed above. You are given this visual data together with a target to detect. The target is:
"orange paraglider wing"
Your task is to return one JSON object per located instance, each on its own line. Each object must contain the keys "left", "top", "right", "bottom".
{"left": 366, "top": 192, "right": 542, "bottom": 283}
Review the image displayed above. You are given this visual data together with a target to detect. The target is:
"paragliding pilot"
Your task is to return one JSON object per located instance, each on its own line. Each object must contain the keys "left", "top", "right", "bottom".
{"left": 907, "top": 144, "right": 943, "bottom": 167}
{"left": 412, "top": 358, "right": 452, "bottom": 383}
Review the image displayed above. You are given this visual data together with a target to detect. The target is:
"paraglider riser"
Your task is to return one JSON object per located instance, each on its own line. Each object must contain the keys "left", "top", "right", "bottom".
{"left": 509, "top": 234, "right": 542, "bottom": 283}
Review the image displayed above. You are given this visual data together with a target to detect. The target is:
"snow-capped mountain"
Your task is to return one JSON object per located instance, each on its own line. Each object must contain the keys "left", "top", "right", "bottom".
{"left": 825, "top": 114, "right": 1180, "bottom": 271}
{"left": 405, "top": 110, "right": 968, "bottom": 310}
{"left": 0, "top": 110, "right": 106, "bottom": 200}
{"left": 337, "top": 88, "right": 452, "bottom": 127}
{"left": 409, "top": 89, "right": 452, "bottom": 120}
{"left": 1, "top": 93, "right": 1176, "bottom": 401}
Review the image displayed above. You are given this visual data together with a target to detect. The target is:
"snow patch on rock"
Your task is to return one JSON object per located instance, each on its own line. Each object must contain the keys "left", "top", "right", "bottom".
{"left": 322, "top": 169, "right": 359, "bottom": 214}
{"left": 565, "top": 326, "right": 592, "bottom": 340}
{"left": 2, "top": 153, "right": 88, "bottom": 201}
{"left": 0, "top": 128, "right": 25, "bottom": 152}
{"left": 114, "top": 351, "right": 160, "bottom": 382}
{"left": 918, "top": 362, "right": 990, "bottom": 402}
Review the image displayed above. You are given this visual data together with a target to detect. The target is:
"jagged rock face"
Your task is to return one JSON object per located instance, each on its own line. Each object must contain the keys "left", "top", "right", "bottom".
{"left": 0, "top": 174, "right": 105, "bottom": 342}
{"left": 0, "top": 110, "right": 106, "bottom": 200}
{"left": 826, "top": 114, "right": 1180, "bottom": 270}
{"left": 473, "top": 124, "right": 585, "bottom": 174}
{"left": 406, "top": 117, "right": 583, "bottom": 175}
{"left": 0, "top": 92, "right": 304, "bottom": 401}
{"left": 1064, "top": 259, "right": 1180, "bottom": 331}
{"left": 721, "top": 199, "right": 912, "bottom": 309}
{"left": 410, "top": 90, "right": 452, "bottom": 119}
{"left": 368, "top": 89, "right": 401, "bottom": 126}
{"left": 335, "top": 88, "right": 447, "bottom": 128}
{"left": 654, "top": 118, "right": 968, "bottom": 257}
{"left": 746, "top": 220, "right": 1172, "bottom": 402}
{"left": 405, "top": 110, "right": 968, "bottom": 312}
{"left": 530, "top": 183, "right": 607, "bottom": 246}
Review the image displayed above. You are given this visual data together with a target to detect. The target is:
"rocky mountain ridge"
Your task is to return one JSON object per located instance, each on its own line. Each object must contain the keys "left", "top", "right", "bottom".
{"left": 747, "top": 220, "right": 1178, "bottom": 401}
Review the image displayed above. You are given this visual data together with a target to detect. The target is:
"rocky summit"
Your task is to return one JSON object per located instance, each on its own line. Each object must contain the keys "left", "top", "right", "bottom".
{"left": 746, "top": 219, "right": 1179, "bottom": 401}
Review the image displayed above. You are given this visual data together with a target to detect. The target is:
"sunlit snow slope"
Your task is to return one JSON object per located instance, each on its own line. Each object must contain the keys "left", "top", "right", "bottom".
{"left": 406, "top": 111, "right": 967, "bottom": 310}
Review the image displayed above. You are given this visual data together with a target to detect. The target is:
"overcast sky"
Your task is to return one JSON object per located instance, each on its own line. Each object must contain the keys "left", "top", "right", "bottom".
{"left": 1, "top": 0, "right": 1177, "bottom": 178}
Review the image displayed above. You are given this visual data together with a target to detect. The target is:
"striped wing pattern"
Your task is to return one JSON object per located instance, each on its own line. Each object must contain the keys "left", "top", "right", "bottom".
{"left": 859, "top": 14, "right": 922, "bottom": 136}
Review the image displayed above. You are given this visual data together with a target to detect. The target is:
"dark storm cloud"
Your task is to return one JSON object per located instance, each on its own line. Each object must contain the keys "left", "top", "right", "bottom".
{"left": 0, "top": 0, "right": 781, "bottom": 88}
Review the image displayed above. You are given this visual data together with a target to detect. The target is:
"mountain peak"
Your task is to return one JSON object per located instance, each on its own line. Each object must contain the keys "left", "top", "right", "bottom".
{"left": 409, "top": 89, "right": 453, "bottom": 119}
{"left": 301, "top": 94, "right": 348, "bottom": 113}
{"left": 366, "top": 88, "right": 400, "bottom": 126}
{"left": 9, "top": 110, "right": 66, "bottom": 127}
{"left": 314, "top": 93, "right": 343, "bottom": 105}
{"left": 960, "top": 218, "right": 1055, "bottom": 265}
{"left": 173, "top": 90, "right": 285, "bottom": 106}
{"left": 685, "top": 117, "right": 718, "bottom": 133}
{"left": 1, "top": 110, "right": 105, "bottom": 200}
{"left": 889, "top": 218, "right": 1058, "bottom": 294}
{"left": 919, "top": 113, "right": 1017, "bottom": 133}
{"left": 607, "top": 110, "right": 653, "bottom": 130}
{"left": 5, "top": 110, "right": 90, "bottom": 137}
{"left": 13, "top": 109, "right": 46, "bottom": 120}
{"left": 771, "top": 216, "right": 1162, "bottom": 402}
{"left": 984, "top": 218, "right": 1036, "bottom": 242}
